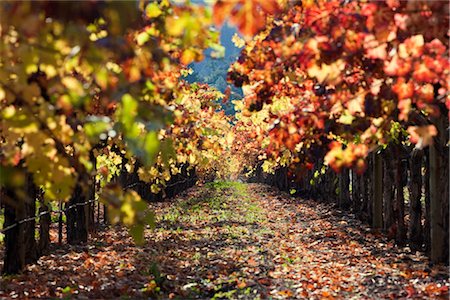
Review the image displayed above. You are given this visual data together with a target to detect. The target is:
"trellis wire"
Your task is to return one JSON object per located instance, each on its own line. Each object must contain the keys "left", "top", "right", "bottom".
{"left": 1, "top": 173, "right": 196, "bottom": 235}
{"left": 0, "top": 199, "right": 97, "bottom": 235}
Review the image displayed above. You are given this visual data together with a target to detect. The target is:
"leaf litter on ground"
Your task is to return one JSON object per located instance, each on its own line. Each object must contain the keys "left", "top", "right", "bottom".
{"left": 0, "top": 182, "right": 448, "bottom": 299}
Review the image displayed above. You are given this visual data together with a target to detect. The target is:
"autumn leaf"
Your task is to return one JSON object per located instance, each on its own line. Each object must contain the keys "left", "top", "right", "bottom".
{"left": 212, "top": 0, "right": 235, "bottom": 27}
{"left": 145, "top": 2, "right": 162, "bottom": 19}
{"left": 399, "top": 35, "right": 424, "bottom": 58}
{"left": 180, "top": 49, "right": 197, "bottom": 65}
{"left": 413, "top": 63, "right": 437, "bottom": 83}
{"left": 386, "top": 0, "right": 400, "bottom": 9}
{"left": 407, "top": 125, "right": 438, "bottom": 149}
{"left": 307, "top": 60, "right": 345, "bottom": 85}
{"left": 231, "top": 33, "right": 245, "bottom": 48}
{"left": 392, "top": 78, "right": 414, "bottom": 100}
{"left": 236, "top": 281, "right": 247, "bottom": 289}
{"left": 394, "top": 13, "right": 409, "bottom": 31}
{"left": 213, "top": 0, "right": 280, "bottom": 36}
{"left": 384, "top": 56, "right": 411, "bottom": 77}
{"left": 398, "top": 98, "right": 411, "bottom": 121}
{"left": 417, "top": 84, "right": 434, "bottom": 103}
{"left": 364, "top": 34, "right": 387, "bottom": 60}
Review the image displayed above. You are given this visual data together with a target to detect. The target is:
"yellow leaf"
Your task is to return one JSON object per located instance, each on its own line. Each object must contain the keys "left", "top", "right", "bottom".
{"left": 166, "top": 16, "right": 185, "bottom": 36}
{"left": 151, "top": 184, "right": 161, "bottom": 194}
{"left": 0, "top": 87, "right": 5, "bottom": 101}
{"left": 307, "top": 60, "right": 345, "bottom": 84}
{"left": 61, "top": 77, "right": 85, "bottom": 96}
{"left": 338, "top": 112, "right": 355, "bottom": 125}
{"left": 181, "top": 49, "right": 197, "bottom": 65}
{"left": 95, "top": 68, "right": 109, "bottom": 89}
{"left": 145, "top": 3, "right": 162, "bottom": 18}
{"left": 226, "top": 132, "right": 235, "bottom": 144}
{"left": 2, "top": 105, "right": 15, "bottom": 119}
{"left": 121, "top": 201, "right": 135, "bottom": 225}
{"left": 189, "top": 153, "right": 196, "bottom": 164}
{"left": 232, "top": 33, "right": 245, "bottom": 48}
{"left": 136, "top": 32, "right": 149, "bottom": 46}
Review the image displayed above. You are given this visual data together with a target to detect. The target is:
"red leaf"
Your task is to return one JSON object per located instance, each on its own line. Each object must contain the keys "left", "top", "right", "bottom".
{"left": 392, "top": 78, "right": 414, "bottom": 100}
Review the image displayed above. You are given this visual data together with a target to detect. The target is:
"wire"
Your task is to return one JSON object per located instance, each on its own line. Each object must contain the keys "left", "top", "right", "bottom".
{"left": 0, "top": 199, "right": 97, "bottom": 235}
{"left": 165, "top": 176, "right": 196, "bottom": 188}
{"left": 0, "top": 174, "right": 197, "bottom": 234}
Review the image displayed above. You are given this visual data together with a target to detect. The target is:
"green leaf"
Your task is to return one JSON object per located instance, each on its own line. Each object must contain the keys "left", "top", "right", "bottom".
{"left": 145, "top": 80, "right": 156, "bottom": 92}
{"left": 160, "top": 138, "right": 176, "bottom": 164}
{"left": 120, "top": 94, "right": 138, "bottom": 128}
{"left": 143, "top": 131, "right": 160, "bottom": 166}
{"left": 144, "top": 211, "right": 156, "bottom": 229}
{"left": 145, "top": 3, "right": 162, "bottom": 18}
{"left": 118, "top": 94, "right": 141, "bottom": 139}
{"left": 85, "top": 120, "right": 110, "bottom": 142}
{"left": 95, "top": 67, "right": 109, "bottom": 89}
{"left": 149, "top": 262, "right": 162, "bottom": 283}
{"left": 338, "top": 112, "right": 355, "bottom": 125}
{"left": 209, "top": 43, "right": 225, "bottom": 59}
{"left": 0, "top": 166, "right": 25, "bottom": 187}
{"left": 136, "top": 32, "right": 150, "bottom": 46}
{"left": 129, "top": 224, "right": 145, "bottom": 246}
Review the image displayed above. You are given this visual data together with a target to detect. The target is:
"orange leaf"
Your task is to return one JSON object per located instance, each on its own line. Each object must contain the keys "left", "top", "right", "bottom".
{"left": 247, "top": 257, "right": 258, "bottom": 267}
{"left": 278, "top": 289, "right": 294, "bottom": 297}
{"left": 384, "top": 56, "right": 411, "bottom": 77}
{"left": 12, "top": 151, "right": 21, "bottom": 166}
{"left": 364, "top": 35, "right": 387, "bottom": 60}
{"left": 418, "top": 84, "right": 434, "bottom": 103}
{"left": 213, "top": 0, "right": 280, "bottom": 36}
{"left": 257, "top": 278, "right": 271, "bottom": 285}
{"left": 407, "top": 125, "right": 438, "bottom": 149}
{"left": 398, "top": 98, "right": 411, "bottom": 121}
{"left": 413, "top": 63, "right": 437, "bottom": 83}
{"left": 236, "top": 281, "right": 246, "bottom": 289}
{"left": 212, "top": 0, "right": 236, "bottom": 26}
{"left": 392, "top": 78, "right": 414, "bottom": 100}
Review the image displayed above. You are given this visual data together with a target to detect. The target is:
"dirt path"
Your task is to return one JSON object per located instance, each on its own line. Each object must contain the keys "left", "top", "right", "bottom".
{"left": 1, "top": 182, "right": 448, "bottom": 299}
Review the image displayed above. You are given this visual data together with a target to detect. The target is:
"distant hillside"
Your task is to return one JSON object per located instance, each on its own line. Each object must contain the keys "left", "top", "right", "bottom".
{"left": 184, "top": 4, "right": 243, "bottom": 115}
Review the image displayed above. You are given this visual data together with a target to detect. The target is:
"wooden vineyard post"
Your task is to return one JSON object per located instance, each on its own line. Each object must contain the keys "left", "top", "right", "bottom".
{"left": 429, "top": 141, "right": 444, "bottom": 262}
{"left": 429, "top": 114, "right": 448, "bottom": 263}
{"left": 58, "top": 200, "right": 63, "bottom": 245}
{"left": 38, "top": 190, "right": 51, "bottom": 256}
{"left": 383, "top": 146, "right": 395, "bottom": 233}
{"left": 66, "top": 183, "right": 89, "bottom": 245}
{"left": 373, "top": 152, "right": 383, "bottom": 229}
{"left": 408, "top": 149, "right": 423, "bottom": 251}
{"left": 104, "top": 203, "right": 109, "bottom": 225}
{"left": 351, "top": 170, "right": 361, "bottom": 215}
{"left": 3, "top": 197, "right": 26, "bottom": 274}
{"left": 339, "top": 168, "right": 350, "bottom": 210}
{"left": 394, "top": 148, "right": 407, "bottom": 245}
{"left": 359, "top": 169, "right": 368, "bottom": 222}
{"left": 424, "top": 149, "right": 431, "bottom": 254}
